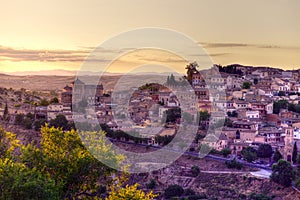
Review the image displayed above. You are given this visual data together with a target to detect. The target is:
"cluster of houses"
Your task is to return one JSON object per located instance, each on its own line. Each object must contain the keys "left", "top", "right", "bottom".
{"left": 4, "top": 64, "right": 300, "bottom": 164}
{"left": 196, "top": 65, "right": 300, "bottom": 164}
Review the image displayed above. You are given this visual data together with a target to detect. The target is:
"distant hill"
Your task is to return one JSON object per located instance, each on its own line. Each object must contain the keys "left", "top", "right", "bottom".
{"left": 3, "top": 69, "right": 123, "bottom": 76}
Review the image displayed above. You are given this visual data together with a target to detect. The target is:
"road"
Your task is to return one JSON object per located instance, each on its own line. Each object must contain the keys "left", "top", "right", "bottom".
{"left": 111, "top": 139, "right": 272, "bottom": 171}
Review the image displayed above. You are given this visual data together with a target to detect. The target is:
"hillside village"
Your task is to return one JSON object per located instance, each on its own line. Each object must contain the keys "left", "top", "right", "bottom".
{"left": 3, "top": 64, "right": 300, "bottom": 198}
{"left": 2, "top": 64, "right": 300, "bottom": 166}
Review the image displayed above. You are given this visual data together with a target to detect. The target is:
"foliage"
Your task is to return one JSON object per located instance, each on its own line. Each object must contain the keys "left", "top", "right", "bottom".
{"left": 185, "top": 62, "right": 199, "bottom": 83}
{"left": 293, "top": 142, "right": 298, "bottom": 163}
{"left": 20, "top": 125, "right": 126, "bottom": 199}
{"left": 220, "top": 148, "right": 231, "bottom": 158}
{"left": 155, "top": 135, "right": 174, "bottom": 146}
{"left": 4, "top": 102, "right": 8, "bottom": 116}
{"left": 0, "top": 128, "right": 20, "bottom": 159}
{"left": 218, "top": 64, "right": 243, "bottom": 75}
{"left": 273, "top": 150, "right": 283, "bottom": 162}
{"left": 0, "top": 124, "right": 156, "bottom": 199}
{"left": 106, "top": 183, "right": 157, "bottom": 200}
{"left": 164, "top": 184, "right": 184, "bottom": 199}
{"left": 49, "top": 114, "right": 68, "bottom": 130}
{"left": 14, "top": 113, "right": 25, "bottom": 125}
{"left": 288, "top": 103, "right": 300, "bottom": 114}
{"left": 227, "top": 111, "right": 238, "bottom": 118}
{"left": 257, "top": 144, "right": 273, "bottom": 158}
{"left": 49, "top": 97, "right": 59, "bottom": 104}
{"left": 248, "top": 193, "right": 272, "bottom": 200}
{"left": 271, "top": 159, "right": 295, "bottom": 187}
{"left": 241, "top": 147, "right": 257, "bottom": 163}
{"left": 225, "top": 159, "right": 243, "bottom": 170}
{"left": 199, "top": 111, "right": 210, "bottom": 121}
{"left": 191, "top": 165, "right": 200, "bottom": 177}
{"left": 163, "top": 107, "right": 181, "bottom": 123}
{"left": 273, "top": 100, "right": 289, "bottom": 114}
{"left": 33, "top": 119, "right": 47, "bottom": 131}
{"left": 146, "top": 179, "right": 156, "bottom": 189}
{"left": 0, "top": 158, "right": 59, "bottom": 200}
{"left": 14, "top": 113, "right": 34, "bottom": 129}
{"left": 242, "top": 82, "right": 251, "bottom": 89}
{"left": 224, "top": 118, "right": 233, "bottom": 127}
{"left": 39, "top": 98, "right": 50, "bottom": 106}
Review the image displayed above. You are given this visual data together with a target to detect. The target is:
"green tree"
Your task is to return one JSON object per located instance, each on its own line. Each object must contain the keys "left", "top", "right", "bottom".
{"left": 225, "top": 159, "right": 243, "bottom": 170}
{"left": 273, "top": 150, "right": 283, "bottom": 162}
{"left": 106, "top": 183, "right": 157, "bottom": 200}
{"left": 241, "top": 147, "right": 257, "bottom": 163}
{"left": 21, "top": 126, "right": 124, "bottom": 199}
{"left": 224, "top": 118, "right": 233, "bottom": 127}
{"left": 33, "top": 119, "right": 47, "bottom": 131}
{"left": 185, "top": 62, "right": 198, "bottom": 83}
{"left": 4, "top": 102, "right": 8, "bottom": 117}
{"left": 242, "top": 82, "right": 251, "bottom": 89}
{"left": 271, "top": 159, "right": 295, "bottom": 187}
{"left": 39, "top": 98, "right": 50, "bottom": 106}
{"left": 227, "top": 111, "right": 238, "bottom": 118}
{"left": 273, "top": 100, "right": 289, "bottom": 114}
{"left": 293, "top": 142, "right": 298, "bottom": 164}
{"left": 191, "top": 165, "right": 200, "bottom": 177}
{"left": 164, "top": 184, "right": 184, "bottom": 199}
{"left": 0, "top": 159, "right": 59, "bottom": 200}
{"left": 164, "top": 107, "right": 181, "bottom": 123}
{"left": 220, "top": 148, "right": 231, "bottom": 158}
{"left": 146, "top": 179, "right": 156, "bottom": 189}
{"left": 199, "top": 111, "right": 210, "bottom": 121}
{"left": 14, "top": 113, "right": 25, "bottom": 125}
{"left": 0, "top": 127, "right": 20, "bottom": 159}
{"left": 49, "top": 97, "right": 59, "bottom": 104}
{"left": 0, "top": 127, "right": 59, "bottom": 199}
{"left": 248, "top": 193, "right": 271, "bottom": 200}
{"left": 257, "top": 144, "right": 273, "bottom": 158}
{"left": 49, "top": 114, "right": 68, "bottom": 130}
{"left": 22, "top": 117, "right": 33, "bottom": 129}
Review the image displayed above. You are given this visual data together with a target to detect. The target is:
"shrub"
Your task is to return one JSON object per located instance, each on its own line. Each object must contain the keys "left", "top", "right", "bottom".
{"left": 164, "top": 184, "right": 184, "bottom": 199}
{"left": 191, "top": 165, "right": 200, "bottom": 177}
{"left": 225, "top": 159, "right": 243, "bottom": 170}
{"left": 147, "top": 179, "right": 156, "bottom": 189}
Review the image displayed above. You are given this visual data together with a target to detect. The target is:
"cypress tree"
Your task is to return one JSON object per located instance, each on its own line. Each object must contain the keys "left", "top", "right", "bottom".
{"left": 292, "top": 142, "right": 298, "bottom": 164}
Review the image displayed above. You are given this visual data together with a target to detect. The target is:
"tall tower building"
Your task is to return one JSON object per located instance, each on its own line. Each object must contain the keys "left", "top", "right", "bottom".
{"left": 284, "top": 127, "right": 294, "bottom": 163}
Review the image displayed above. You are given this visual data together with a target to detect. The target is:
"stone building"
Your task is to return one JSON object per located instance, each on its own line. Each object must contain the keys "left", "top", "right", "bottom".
{"left": 283, "top": 127, "right": 295, "bottom": 163}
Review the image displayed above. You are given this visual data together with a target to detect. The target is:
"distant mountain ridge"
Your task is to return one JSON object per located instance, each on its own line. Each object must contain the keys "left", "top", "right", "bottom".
{"left": 1, "top": 64, "right": 297, "bottom": 77}
{"left": 2, "top": 69, "right": 121, "bottom": 76}
{"left": 0, "top": 69, "right": 185, "bottom": 76}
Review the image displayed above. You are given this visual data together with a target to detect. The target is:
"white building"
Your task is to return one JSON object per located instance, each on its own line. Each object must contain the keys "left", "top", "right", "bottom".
{"left": 246, "top": 110, "right": 260, "bottom": 119}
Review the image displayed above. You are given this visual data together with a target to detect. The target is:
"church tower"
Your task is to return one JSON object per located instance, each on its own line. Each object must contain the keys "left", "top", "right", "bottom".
{"left": 284, "top": 127, "right": 294, "bottom": 163}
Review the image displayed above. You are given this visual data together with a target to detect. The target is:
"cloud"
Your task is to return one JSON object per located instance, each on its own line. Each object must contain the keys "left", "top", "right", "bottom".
{"left": 199, "top": 42, "right": 291, "bottom": 49}
{"left": 136, "top": 56, "right": 187, "bottom": 63}
{"left": 0, "top": 45, "right": 91, "bottom": 62}
{"left": 200, "top": 42, "right": 249, "bottom": 48}
{"left": 188, "top": 53, "right": 231, "bottom": 57}
{"left": 0, "top": 45, "right": 120, "bottom": 63}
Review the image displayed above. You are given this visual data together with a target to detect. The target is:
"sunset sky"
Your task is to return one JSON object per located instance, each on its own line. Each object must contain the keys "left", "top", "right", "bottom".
{"left": 1, "top": 0, "right": 300, "bottom": 74}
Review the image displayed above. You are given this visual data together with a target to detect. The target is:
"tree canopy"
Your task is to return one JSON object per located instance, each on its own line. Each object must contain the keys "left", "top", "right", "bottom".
{"left": 271, "top": 159, "right": 295, "bottom": 187}
{"left": 0, "top": 125, "right": 156, "bottom": 199}
{"left": 257, "top": 144, "right": 273, "bottom": 158}
{"left": 241, "top": 147, "right": 257, "bottom": 163}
